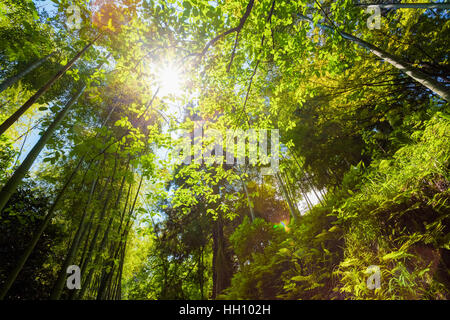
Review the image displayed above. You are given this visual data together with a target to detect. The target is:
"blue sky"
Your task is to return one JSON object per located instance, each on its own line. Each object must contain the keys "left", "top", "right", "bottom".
{"left": 34, "top": 0, "right": 57, "bottom": 16}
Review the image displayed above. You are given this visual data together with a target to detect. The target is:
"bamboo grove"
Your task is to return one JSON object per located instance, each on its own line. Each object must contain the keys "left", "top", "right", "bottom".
{"left": 0, "top": 0, "right": 449, "bottom": 300}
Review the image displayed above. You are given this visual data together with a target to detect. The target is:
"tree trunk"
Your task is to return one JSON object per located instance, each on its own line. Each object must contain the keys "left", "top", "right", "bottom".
{"left": 297, "top": 14, "right": 450, "bottom": 101}
{"left": 92, "top": 215, "right": 115, "bottom": 300}
{"left": 49, "top": 168, "right": 101, "bottom": 299}
{"left": 0, "top": 89, "right": 112, "bottom": 299}
{"left": 305, "top": 174, "right": 323, "bottom": 206}
{"left": 0, "top": 33, "right": 103, "bottom": 136}
{"left": 286, "top": 147, "right": 318, "bottom": 210}
{"left": 355, "top": 3, "right": 450, "bottom": 10}
{"left": 12, "top": 118, "right": 31, "bottom": 167}
{"left": 96, "top": 162, "right": 130, "bottom": 300}
{"left": 107, "top": 181, "right": 133, "bottom": 301}
{"left": 75, "top": 163, "right": 114, "bottom": 280}
{"left": 78, "top": 175, "right": 141, "bottom": 300}
{"left": 241, "top": 179, "right": 255, "bottom": 221}
{"left": 282, "top": 170, "right": 301, "bottom": 218}
{"left": 114, "top": 242, "right": 126, "bottom": 300}
{"left": 0, "top": 52, "right": 56, "bottom": 94}
{"left": 276, "top": 172, "right": 300, "bottom": 221}
{"left": 211, "top": 212, "right": 233, "bottom": 299}
{"left": 77, "top": 157, "right": 119, "bottom": 282}
{"left": 303, "top": 186, "right": 314, "bottom": 210}
{"left": 0, "top": 53, "right": 111, "bottom": 213}
{"left": 199, "top": 245, "right": 204, "bottom": 300}
{"left": 0, "top": 86, "right": 86, "bottom": 213}
{"left": 0, "top": 155, "right": 85, "bottom": 300}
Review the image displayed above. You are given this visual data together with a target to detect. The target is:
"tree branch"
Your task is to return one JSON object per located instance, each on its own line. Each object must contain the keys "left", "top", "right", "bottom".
{"left": 226, "top": 31, "right": 241, "bottom": 72}
{"left": 234, "top": 0, "right": 276, "bottom": 127}
{"left": 196, "top": 0, "right": 255, "bottom": 59}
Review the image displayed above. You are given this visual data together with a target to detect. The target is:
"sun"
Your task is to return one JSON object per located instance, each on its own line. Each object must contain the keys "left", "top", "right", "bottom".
{"left": 158, "top": 63, "right": 183, "bottom": 97}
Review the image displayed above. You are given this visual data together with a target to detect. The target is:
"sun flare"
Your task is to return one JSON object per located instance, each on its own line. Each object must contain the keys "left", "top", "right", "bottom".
{"left": 158, "top": 64, "right": 183, "bottom": 97}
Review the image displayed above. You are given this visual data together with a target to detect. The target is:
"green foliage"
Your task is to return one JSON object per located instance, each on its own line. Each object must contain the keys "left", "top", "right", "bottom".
{"left": 334, "top": 113, "right": 450, "bottom": 299}
{"left": 0, "top": 186, "right": 64, "bottom": 299}
{"left": 222, "top": 217, "right": 291, "bottom": 300}
{"left": 0, "top": 0, "right": 449, "bottom": 301}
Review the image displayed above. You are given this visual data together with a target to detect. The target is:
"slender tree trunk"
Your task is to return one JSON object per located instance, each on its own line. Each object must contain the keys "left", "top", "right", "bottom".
{"left": 0, "top": 86, "right": 86, "bottom": 213}
{"left": 287, "top": 147, "right": 318, "bottom": 210}
{"left": 116, "top": 181, "right": 133, "bottom": 235}
{"left": 0, "top": 54, "right": 111, "bottom": 213}
{"left": 319, "top": 187, "right": 327, "bottom": 199}
{"left": 295, "top": 176, "right": 313, "bottom": 212}
{"left": 355, "top": 3, "right": 450, "bottom": 10}
{"left": 107, "top": 181, "right": 133, "bottom": 301}
{"left": 282, "top": 171, "right": 301, "bottom": 218}
{"left": 104, "top": 263, "right": 117, "bottom": 300}
{"left": 241, "top": 179, "right": 255, "bottom": 221}
{"left": 0, "top": 156, "right": 85, "bottom": 300}
{"left": 92, "top": 215, "right": 115, "bottom": 300}
{"left": 112, "top": 228, "right": 130, "bottom": 300}
{"left": 293, "top": 174, "right": 313, "bottom": 211}
{"left": 114, "top": 192, "right": 138, "bottom": 301}
{"left": 114, "top": 242, "right": 126, "bottom": 300}
{"left": 96, "top": 161, "right": 130, "bottom": 300}
{"left": 199, "top": 245, "right": 204, "bottom": 300}
{"left": 0, "top": 52, "right": 56, "bottom": 94}
{"left": 110, "top": 264, "right": 120, "bottom": 300}
{"left": 72, "top": 158, "right": 119, "bottom": 300}
{"left": 77, "top": 157, "right": 119, "bottom": 283}
{"left": 305, "top": 174, "right": 323, "bottom": 206}
{"left": 276, "top": 172, "right": 299, "bottom": 221}
{"left": 74, "top": 208, "right": 114, "bottom": 300}
{"left": 297, "top": 14, "right": 450, "bottom": 101}
{"left": 12, "top": 118, "right": 31, "bottom": 168}
{"left": 67, "top": 163, "right": 106, "bottom": 301}
{"left": 302, "top": 186, "right": 313, "bottom": 210}
{"left": 289, "top": 147, "right": 322, "bottom": 204}
{"left": 78, "top": 175, "right": 141, "bottom": 300}
{"left": 49, "top": 168, "right": 100, "bottom": 299}
{"left": 211, "top": 210, "right": 233, "bottom": 299}
{"left": 96, "top": 242, "right": 119, "bottom": 300}
{"left": 75, "top": 164, "right": 114, "bottom": 280}
{"left": 0, "top": 88, "right": 112, "bottom": 299}
{"left": 0, "top": 33, "right": 103, "bottom": 136}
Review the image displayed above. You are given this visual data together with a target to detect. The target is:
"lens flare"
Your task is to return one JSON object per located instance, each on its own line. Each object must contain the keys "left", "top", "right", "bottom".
{"left": 274, "top": 220, "right": 290, "bottom": 232}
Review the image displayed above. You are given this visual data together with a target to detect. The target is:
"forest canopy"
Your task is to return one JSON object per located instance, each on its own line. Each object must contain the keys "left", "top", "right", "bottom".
{"left": 0, "top": 0, "right": 449, "bottom": 301}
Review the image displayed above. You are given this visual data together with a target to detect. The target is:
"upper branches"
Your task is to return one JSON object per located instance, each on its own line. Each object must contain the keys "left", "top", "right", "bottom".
{"left": 191, "top": 0, "right": 255, "bottom": 62}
